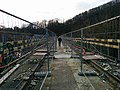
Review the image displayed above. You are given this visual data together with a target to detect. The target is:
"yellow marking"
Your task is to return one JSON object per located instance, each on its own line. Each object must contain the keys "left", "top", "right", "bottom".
{"left": 14, "top": 47, "right": 18, "bottom": 51}
{"left": 74, "top": 38, "right": 120, "bottom": 43}
{"left": 7, "top": 41, "right": 14, "bottom": 45}
{"left": 83, "top": 41, "right": 119, "bottom": 49}
{"left": 18, "top": 40, "right": 22, "bottom": 44}
{"left": 117, "top": 40, "right": 120, "bottom": 43}
{"left": 101, "top": 39, "right": 105, "bottom": 42}
{"left": 29, "top": 44, "right": 31, "bottom": 46}
{"left": 25, "top": 44, "right": 28, "bottom": 47}
{"left": 21, "top": 46, "right": 24, "bottom": 49}
{"left": 25, "top": 40, "right": 27, "bottom": 43}
{"left": 108, "top": 39, "right": 112, "bottom": 42}
{"left": 96, "top": 39, "right": 99, "bottom": 41}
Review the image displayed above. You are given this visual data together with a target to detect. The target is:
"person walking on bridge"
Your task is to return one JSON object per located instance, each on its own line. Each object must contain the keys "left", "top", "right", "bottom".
{"left": 58, "top": 37, "right": 62, "bottom": 47}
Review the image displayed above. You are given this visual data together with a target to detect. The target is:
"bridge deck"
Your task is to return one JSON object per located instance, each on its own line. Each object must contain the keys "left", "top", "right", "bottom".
{"left": 47, "top": 44, "right": 112, "bottom": 90}
{"left": 50, "top": 47, "right": 77, "bottom": 90}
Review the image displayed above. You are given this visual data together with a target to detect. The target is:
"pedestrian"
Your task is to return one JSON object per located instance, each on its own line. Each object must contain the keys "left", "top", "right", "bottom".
{"left": 58, "top": 37, "right": 62, "bottom": 47}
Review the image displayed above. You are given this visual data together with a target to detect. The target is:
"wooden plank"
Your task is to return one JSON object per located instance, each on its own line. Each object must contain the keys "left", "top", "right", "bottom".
{"left": 36, "top": 49, "right": 47, "bottom": 53}
{"left": 33, "top": 52, "right": 47, "bottom": 56}
{"left": 83, "top": 55, "right": 106, "bottom": 60}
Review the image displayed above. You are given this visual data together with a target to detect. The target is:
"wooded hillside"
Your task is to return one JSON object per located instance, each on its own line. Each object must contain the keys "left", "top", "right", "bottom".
{"left": 47, "top": 0, "right": 120, "bottom": 36}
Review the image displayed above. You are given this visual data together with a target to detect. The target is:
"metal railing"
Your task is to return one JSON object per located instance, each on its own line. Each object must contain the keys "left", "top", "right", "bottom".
{"left": 0, "top": 8, "right": 57, "bottom": 62}
{"left": 0, "top": 9, "right": 57, "bottom": 89}
{"left": 61, "top": 15, "right": 120, "bottom": 90}
{"left": 62, "top": 15, "right": 120, "bottom": 62}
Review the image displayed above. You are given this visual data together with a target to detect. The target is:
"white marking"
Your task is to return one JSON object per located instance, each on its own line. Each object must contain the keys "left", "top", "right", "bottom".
{"left": 0, "top": 64, "right": 20, "bottom": 85}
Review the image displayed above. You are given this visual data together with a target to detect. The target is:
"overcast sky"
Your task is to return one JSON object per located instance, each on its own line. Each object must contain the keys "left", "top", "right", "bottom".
{"left": 0, "top": 0, "right": 112, "bottom": 23}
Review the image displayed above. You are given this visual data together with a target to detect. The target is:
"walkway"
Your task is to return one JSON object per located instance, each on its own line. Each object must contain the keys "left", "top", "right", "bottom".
{"left": 48, "top": 43, "right": 112, "bottom": 90}
{"left": 49, "top": 45, "right": 77, "bottom": 90}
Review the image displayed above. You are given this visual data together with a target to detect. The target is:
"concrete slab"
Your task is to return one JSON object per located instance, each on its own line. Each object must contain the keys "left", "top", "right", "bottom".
{"left": 49, "top": 59, "right": 77, "bottom": 90}
{"left": 46, "top": 43, "right": 113, "bottom": 90}
{"left": 54, "top": 53, "right": 71, "bottom": 59}
{"left": 67, "top": 58, "right": 113, "bottom": 90}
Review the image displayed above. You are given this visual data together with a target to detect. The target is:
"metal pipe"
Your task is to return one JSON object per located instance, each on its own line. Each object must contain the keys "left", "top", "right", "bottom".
{"left": 118, "top": 43, "right": 120, "bottom": 62}
{"left": 39, "top": 71, "right": 48, "bottom": 90}
{"left": 80, "top": 29, "right": 83, "bottom": 72}
{"left": 46, "top": 29, "right": 50, "bottom": 71}
{"left": 117, "top": 18, "right": 120, "bottom": 62}
{"left": 82, "top": 72, "right": 96, "bottom": 90}
{"left": 71, "top": 32, "right": 73, "bottom": 57}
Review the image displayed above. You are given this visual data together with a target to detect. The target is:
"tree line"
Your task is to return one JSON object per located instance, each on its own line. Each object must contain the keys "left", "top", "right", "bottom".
{"left": 47, "top": 0, "right": 120, "bottom": 36}
{"left": 1, "top": 0, "right": 120, "bottom": 36}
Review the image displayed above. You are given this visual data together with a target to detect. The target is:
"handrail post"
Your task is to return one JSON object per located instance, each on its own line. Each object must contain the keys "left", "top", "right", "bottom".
{"left": 46, "top": 29, "right": 50, "bottom": 71}
{"left": 71, "top": 32, "right": 73, "bottom": 58}
{"left": 117, "top": 18, "right": 120, "bottom": 62}
{"left": 80, "top": 29, "right": 83, "bottom": 72}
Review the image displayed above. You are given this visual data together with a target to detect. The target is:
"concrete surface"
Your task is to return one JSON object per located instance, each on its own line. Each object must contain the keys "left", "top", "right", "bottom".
{"left": 46, "top": 43, "right": 113, "bottom": 90}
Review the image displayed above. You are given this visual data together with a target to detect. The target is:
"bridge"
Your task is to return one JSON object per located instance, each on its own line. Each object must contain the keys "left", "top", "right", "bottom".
{"left": 0, "top": 9, "right": 120, "bottom": 90}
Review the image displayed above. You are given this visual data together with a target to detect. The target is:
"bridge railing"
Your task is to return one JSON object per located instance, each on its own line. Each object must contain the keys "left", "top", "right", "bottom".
{"left": 62, "top": 15, "right": 120, "bottom": 62}
{"left": 0, "top": 9, "right": 57, "bottom": 56}
{"left": 0, "top": 9, "right": 57, "bottom": 74}
{"left": 0, "top": 9, "right": 57, "bottom": 89}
